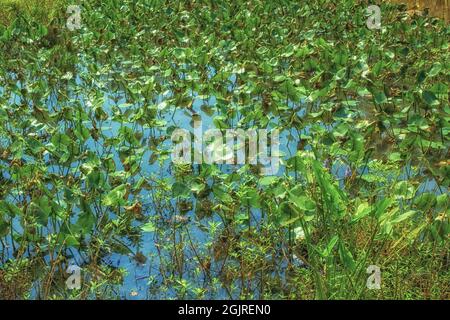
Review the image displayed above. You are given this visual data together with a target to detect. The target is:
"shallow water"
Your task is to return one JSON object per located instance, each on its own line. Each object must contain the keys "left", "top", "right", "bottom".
{"left": 1, "top": 61, "right": 447, "bottom": 299}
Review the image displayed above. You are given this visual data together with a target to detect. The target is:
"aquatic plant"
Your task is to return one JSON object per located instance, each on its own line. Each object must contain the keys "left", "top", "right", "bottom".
{"left": 0, "top": 0, "right": 448, "bottom": 300}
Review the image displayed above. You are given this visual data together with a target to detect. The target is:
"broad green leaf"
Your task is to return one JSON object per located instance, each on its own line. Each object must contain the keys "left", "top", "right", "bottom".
{"left": 259, "top": 176, "right": 278, "bottom": 186}
{"left": 391, "top": 210, "right": 417, "bottom": 225}
{"left": 428, "top": 63, "right": 442, "bottom": 77}
{"left": 172, "top": 182, "right": 191, "bottom": 198}
{"left": 76, "top": 198, "right": 96, "bottom": 234}
{"left": 289, "top": 193, "right": 316, "bottom": 212}
{"left": 351, "top": 202, "right": 372, "bottom": 224}
{"left": 0, "top": 201, "right": 21, "bottom": 218}
{"left": 374, "top": 91, "right": 387, "bottom": 104}
{"left": 375, "top": 198, "right": 393, "bottom": 220}
{"left": 141, "top": 221, "right": 156, "bottom": 233}
{"left": 103, "top": 184, "right": 128, "bottom": 206}
{"left": 339, "top": 242, "right": 356, "bottom": 271}
{"left": 422, "top": 91, "right": 439, "bottom": 106}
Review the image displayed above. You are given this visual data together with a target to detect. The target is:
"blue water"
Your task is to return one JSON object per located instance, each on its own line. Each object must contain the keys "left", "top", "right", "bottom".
{"left": 0, "top": 67, "right": 447, "bottom": 299}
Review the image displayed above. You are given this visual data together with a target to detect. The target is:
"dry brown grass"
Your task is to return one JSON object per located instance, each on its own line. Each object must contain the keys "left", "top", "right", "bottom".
{"left": 388, "top": 0, "right": 449, "bottom": 21}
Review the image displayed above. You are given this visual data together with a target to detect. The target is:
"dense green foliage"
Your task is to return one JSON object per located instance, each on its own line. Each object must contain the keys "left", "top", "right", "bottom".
{"left": 0, "top": 0, "right": 448, "bottom": 299}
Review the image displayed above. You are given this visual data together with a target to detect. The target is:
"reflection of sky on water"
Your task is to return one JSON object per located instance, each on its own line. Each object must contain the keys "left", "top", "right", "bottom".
{"left": 0, "top": 69, "right": 447, "bottom": 299}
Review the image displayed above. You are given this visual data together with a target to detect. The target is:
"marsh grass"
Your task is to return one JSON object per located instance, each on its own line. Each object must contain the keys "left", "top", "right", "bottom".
{"left": 0, "top": 259, "right": 33, "bottom": 299}
{"left": 0, "top": 0, "right": 448, "bottom": 300}
{"left": 0, "top": 0, "right": 64, "bottom": 26}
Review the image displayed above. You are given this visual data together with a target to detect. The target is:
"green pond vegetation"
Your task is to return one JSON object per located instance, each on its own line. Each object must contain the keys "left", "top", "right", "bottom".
{"left": 0, "top": 0, "right": 448, "bottom": 299}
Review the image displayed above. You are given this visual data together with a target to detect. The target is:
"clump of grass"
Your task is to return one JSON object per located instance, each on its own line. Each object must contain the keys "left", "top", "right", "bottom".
{"left": 0, "top": 259, "right": 33, "bottom": 300}
{"left": 0, "top": 0, "right": 65, "bottom": 26}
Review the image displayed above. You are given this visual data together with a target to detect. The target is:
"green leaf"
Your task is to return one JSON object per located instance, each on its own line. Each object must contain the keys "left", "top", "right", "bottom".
{"left": 259, "top": 176, "right": 278, "bottom": 186}
{"left": 391, "top": 210, "right": 417, "bottom": 225}
{"left": 351, "top": 202, "right": 372, "bottom": 224}
{"left": 280, "top": 216, "right": 299, "bottom": 227}
{"left": 172, "top": 182, "right": 191, "bottom": 198}
{"left": 414, "top": 193, "right": 436, "bottom": 210}
{"left": 322, "top": 235, "right": 339, "bottom": 257}
{"left": 375, "top": 198, "right": 393, "bottom": 220}
{"left": 212, "top": 185, "right": 232, "bottom": 203}
{"left": 374, "top": 91, "right": 387, "bottom": 104}
{"left": 200, "top": 104, "right": 215, "bottom": 117}
{"left": 76, "top": 198, "right": 96, "bottom": 234}
{"left": 0, "top": 200, "right": 21, "bottom": 217}
{"left": 289, "top": 193, "right": 316, "bottom": 212}
{"left": 190, "top": 181, "right": 205, "bottom": 193}
{"left": 428, "top": 63, "right": 442, "bottom": 77}
{"left": 62, "top": 234, "right": 80, "bottom": 247}
{"left": 103, "top": 184, "right": 128, "bottom": 206}
{"left": 243, "top": 187, "right": 261, "bottom": 208}
{"left": 339, "top": 242, "right": 356, "bottom": 271}
{"left": 312, "top": 160, "right": 345, "bottom": 216}
{"left": 417, "top": 70, "right": 427, "bottom": 84}
{"left": 388, "top": 152, "right": 402, "bottom": 162}
{"left": 141, "top": 221, "right": 156, "bottom": 233}
{"left": 431, "top": 83, "right": 448, "bottom": 100}
{"left": 422, "top": 90, "right": 439, "bottom": 106}
{"left": 0, "top": 217, "right": 10, "bottom": 238}
{"left": 28, "top": 196, "right": 52, "bottom": 226}
{"left": 436, "top": 194, "right": 448, "bottom": 209}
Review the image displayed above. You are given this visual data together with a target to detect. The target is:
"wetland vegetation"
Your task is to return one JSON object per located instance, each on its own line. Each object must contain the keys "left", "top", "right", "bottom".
{"left": 0, "top": 0, "right": 448, "bottom": 300}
